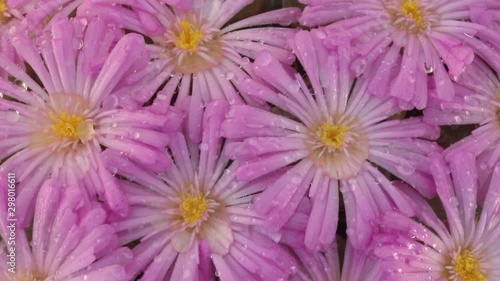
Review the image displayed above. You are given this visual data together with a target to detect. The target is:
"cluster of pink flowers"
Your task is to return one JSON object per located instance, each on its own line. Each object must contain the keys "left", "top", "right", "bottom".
{"left": 0, "top": 0, "right": 498, "bottom": 280}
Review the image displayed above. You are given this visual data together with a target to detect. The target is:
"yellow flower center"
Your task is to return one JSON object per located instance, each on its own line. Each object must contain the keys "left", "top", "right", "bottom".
{"left": 51, "top": 112, "right": 94, "bottom": 142}
{"left": 181, "top": 195, "right": 208, "bottom": 223}
{"left": 0, "top": 1, "right": 6, "bottom": 14}
{"left": 0, "top": 0, "right": 8, "bottom": 23}
{"left": 17, "top": 270, "right": 46, "bottom": 281}
{"left": 316, "top": 123, "right": 351, "bottom": 149}
{"left": 175, "top": 20, "right": 204, "bottom": 52}
{"left": 400, "top": 0, "right": 425, "bottom": 29}
{"left": 453, "top": 250, "right": 486, "bottom": 281}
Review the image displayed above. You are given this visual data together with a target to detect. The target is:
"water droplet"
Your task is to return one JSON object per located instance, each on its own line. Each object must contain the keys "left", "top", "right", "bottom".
{"left": 353, "top": 59, "right": 367, "bottom": 75}
{"left": 6, "top": 109, "right": 20, "bottom": 122}
{"left": 453, "top": 115, "right": 463, "bottom": 123}
{"left": 315, "top": 30, "right": 326, "bottom": 39}
{"left": 395, "top": 163, "right": 416, "bottom": 176}
{"left": 132, "top": 131, "right": 140, "bottom": 139}
{"left": 225, "top": 72, "right": 234, "bottom": 80}
{"left": 199, "top": 143, "right": 208, "bottom": 151}
{"left": 424, "top": 64, "right": 434, "bottom": 74}
{"left": 449, "top": 197, "right": 459, "bottom": 207}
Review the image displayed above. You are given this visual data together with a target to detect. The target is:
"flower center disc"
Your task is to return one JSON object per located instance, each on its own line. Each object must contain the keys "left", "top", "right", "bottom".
{"left": 386, "top": 0, "right": 431, "bottom": 33}
{"left": 453, "top": 250, "right": 486, "bottom": 281}
{"left": 400, "top": 0, "right": 425, "bottom": 29}
{"left": 17, "top": 270, "right": 46, "bottom": 281}
{"left": 165, "top": 17, "right": 224, "bottom": 74}
{"left": 51, "top": 112, "right": 94, "bottom": 141}
{"left": 308, "top": 118, "right": 369, "bottom": 180}
{"left": 181, "top": 195, "right": 208, "bottom": 223}
{"left": 175, "top": 20, "right": 204, "bottom": 51}
{"left": 316, "top": 123, "right": 351, "bottom": 149}
{"left": 0, "top": 0, "right": 9, "bottom": 23}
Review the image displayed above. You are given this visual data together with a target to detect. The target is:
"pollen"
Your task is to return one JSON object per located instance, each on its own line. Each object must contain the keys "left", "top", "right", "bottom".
{"left": 18, "top": 270, "right": 46, "bottom": 281}
{"left": 400, "top": 0, "right": 425, "bottom": 29}
{"left": 453, "top": 250, "right": 486, "bottom": 281}
{"left": 0, "top": 0, "right": 8, "bottom": 22}
{"left": 316, "top": 123, "right": 351, "bottom": 149}
{"left": 0, "top": 1, "right": 6, "bottom": 14}
{"left": 181, "top": 195, "right": 208, "bottom": 223}
{"left": 175, "top": 20, "right": 204, "bottom": 52}
{"left": 51, "top": 112, "right": 94, "bottom": 141}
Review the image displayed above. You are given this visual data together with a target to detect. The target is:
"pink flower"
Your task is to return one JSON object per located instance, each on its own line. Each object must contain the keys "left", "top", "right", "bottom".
{"left": 221, "top": 30, "right": 441, "bottom": 249}
{"left": 0, "top": 0, "right": 79, "bottom": 26}
{"left": 0, "top": 16, "right": 181, "bottom": 225}
{"left": 78, "top": 0, "right": 301, "bottom": 107}
{"left": 106, "top": 100, "right": 297, "bottom": 281}
{"left": 424, "top": 59, "right": 500, "bottom": 203}
{"left": 374, "top": 152, "right": 500, "bottom": 281}
{"left": 0, "top": 0, "right": 81, "bottom": 76}
{"left": 300, "top": 0, "right": 500, "bottom": 109}
{"left": 0, "top": 178, "right": 131, "bottom": 281}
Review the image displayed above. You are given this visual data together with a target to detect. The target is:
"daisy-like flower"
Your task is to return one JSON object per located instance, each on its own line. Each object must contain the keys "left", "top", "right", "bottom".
{"left": 0, "top": 16, "right": 181, "bottom": 225}
{"left": 221, "top": 30, "right": 441, "bottom": 249}
{"left": 105, "top": 100, "right": 297, "bottom": 280}
{"left": 424, "top": 59, "right": 499, "bottom": 202}
{"left": 0, "top": 178, "right": 131, "bottom": 281}
{"left": 79, "top": 0, "right": 301, "bottom": 107}
{"left": 0, "top": 0, "right": 80, "bottom": 25}
{"left": 300, "top": 0, "right": 500, "bottom": 109}
{"left": 374, "top": 152, "right": 500, "bottom": 281}
{"left": 0, "top": 0, "right": 81, "bottom": 76}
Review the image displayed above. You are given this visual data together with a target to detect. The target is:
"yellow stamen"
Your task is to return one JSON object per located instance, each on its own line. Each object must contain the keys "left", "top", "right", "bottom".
{"left": 454, "top": 250, "right": 486, "bottom": 281}
{"left": 0, "top": 1, "right": 6, "bottom": 14}
{"left": 181, "top": 195, "right": 208, "bottom": 223}
{"left": 0, "top": 0, "right": 8, "bottom": 23}
{"left": 175, "top": 20, "right": 204, "bottom": 51}
{"left": 316, "top": 123, "right": 350, "bottom": 149}
{"left": 400, "top": 0, "right": 425, "bottom": 29}
{"left": 51, "top": 112, "right": 94, "bottom": 141}
{"left": 17, "top": 270, "right": 46, "bottom": 281}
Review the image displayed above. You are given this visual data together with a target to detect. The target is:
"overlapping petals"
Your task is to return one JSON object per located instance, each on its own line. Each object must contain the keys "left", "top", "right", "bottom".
{"left": 78, "top": 0, "right": 301, "bottom": 108}
{"left": 0, "top": 16, "right": 181, "bottom": 224}
{"left": 301, "top": 0, "right": 500, "bottom": 109}
{"left": 222, "top": 30, "right": 440, "bottom": 249}
{"left": 0, "top": 178, "right": 131, "bottom": 281}
{"left": 374, "top": 152, "right": 500, "bottom": 281}
{"left": 105, "top": 100, "right": 297, "bottom": 281}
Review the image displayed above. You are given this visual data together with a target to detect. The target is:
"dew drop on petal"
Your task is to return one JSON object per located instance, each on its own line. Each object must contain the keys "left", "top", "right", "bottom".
{"left": 449, "top": 197, "right": 459, "bottom": 207}
{"left": 315, "top": 30, "right": 326, "bottom": 39}
{"left": 199, "top": 143, "right": 208, "bottom": 151}
{"left": 225, "top": 72, "right": 234, "bottom": 80}
{"left": 6, "top": 109, "right": 20, "bottom": 122}
{"left": 395, "top": 163, "right": 416, "bottom": 176}
{"left": 425, "top": 64, "right": 433, "bottom": 74}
